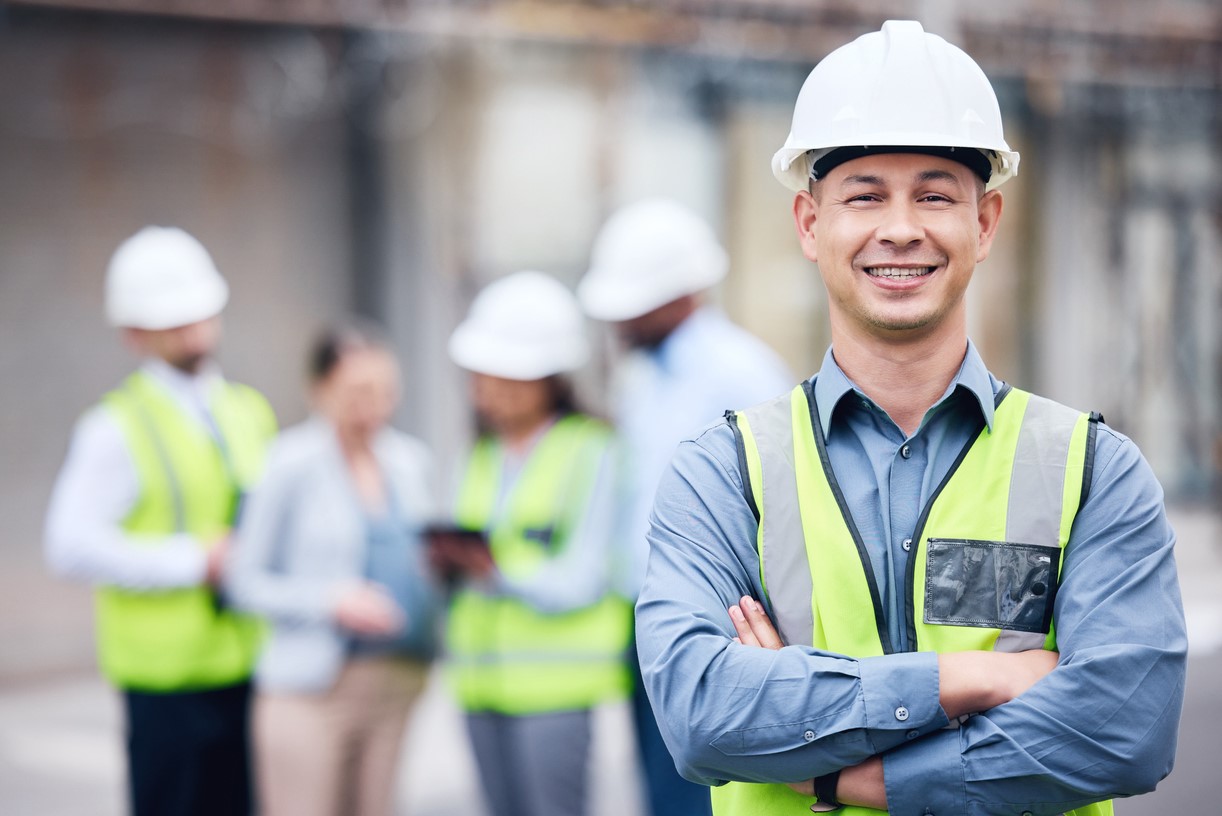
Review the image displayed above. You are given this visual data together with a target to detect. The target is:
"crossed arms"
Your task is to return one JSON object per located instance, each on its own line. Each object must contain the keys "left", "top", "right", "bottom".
{"left": 635, "top": 423, "right": 1186, "bottom": 814}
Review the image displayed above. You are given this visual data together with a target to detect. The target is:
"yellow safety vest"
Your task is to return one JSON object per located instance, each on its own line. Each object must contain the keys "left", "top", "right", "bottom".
{"left": 446, "top": 414, "right": 632, "bottom": 715}
{"left": 715, "top": 382, "right": 1110, "bottom": 816}
{"left": 96, "top": 370, "right": 275, "bottom": 691}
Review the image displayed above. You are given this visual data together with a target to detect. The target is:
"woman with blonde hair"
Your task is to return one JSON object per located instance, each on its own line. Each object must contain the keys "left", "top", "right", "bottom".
{"left": 229, "top": 323, "right": 437, "bottom": 816}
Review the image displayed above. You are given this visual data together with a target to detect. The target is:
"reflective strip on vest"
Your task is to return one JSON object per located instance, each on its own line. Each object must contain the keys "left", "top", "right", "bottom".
{"left": 97, "top": 371, "right": 274, "bottom": 691}
{"left": 445, "top": 414, "right": 632, "bottom": 715}
{"left": 713, "top": 382, "right": 1109, "bottom": 816}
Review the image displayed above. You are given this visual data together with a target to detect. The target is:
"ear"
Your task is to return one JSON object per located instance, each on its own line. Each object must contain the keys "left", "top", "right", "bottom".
{"left": 975, "top": 189, "right": 1004, "bottom": 263}
{"left": 792, "top": 190, "right": 820, "bottom": 263}
{"left": 120, "top": 327, "right": 144, "bottom": 354}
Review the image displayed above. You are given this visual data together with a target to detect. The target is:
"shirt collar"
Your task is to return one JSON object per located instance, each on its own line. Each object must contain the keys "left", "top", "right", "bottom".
{"left": 641, "top": 307, "right": 713, "bottom": 375}
{"left": 811, "top": 339, "right": 995, "bottom": 438}
{"left": 141, "top": 357, "right": 223, "bottom": 404}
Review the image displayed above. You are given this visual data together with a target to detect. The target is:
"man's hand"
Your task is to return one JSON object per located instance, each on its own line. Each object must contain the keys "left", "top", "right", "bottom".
{"left": 938, "top": 649, "right": 1059, "bottom": 719}
{"left": 728, "top": 595, "right": 784, "bottom": 649}
{"left": 729, "top": 597, "right": 889, "bottom": 811}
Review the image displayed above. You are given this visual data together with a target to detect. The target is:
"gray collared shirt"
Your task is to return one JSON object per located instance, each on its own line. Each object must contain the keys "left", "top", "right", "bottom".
{"left": 636, "top": 341, "right": 1186, "bottom": 813}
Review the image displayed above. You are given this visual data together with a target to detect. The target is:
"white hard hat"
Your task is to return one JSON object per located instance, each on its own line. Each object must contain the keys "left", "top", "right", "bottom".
{"left": 578, "top": 198, "right": 728, "bottom": 322}
{"left": 772, "top": 20, "right": 1020, "bottom": 193}
{"left": 449, "top": 271, "right": 589, "bottom": 381}
{"left": 105, "top": 226, "right": 229, "bottom": 330}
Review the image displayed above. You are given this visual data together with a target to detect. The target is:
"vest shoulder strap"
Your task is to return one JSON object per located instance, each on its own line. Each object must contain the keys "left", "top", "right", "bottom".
{"left": 724, "top": 410, "right": 759, "bottom": 522}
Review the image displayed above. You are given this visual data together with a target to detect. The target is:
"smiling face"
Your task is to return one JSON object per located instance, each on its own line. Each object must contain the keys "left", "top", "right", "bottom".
{"left": 793, "top": 152, "right": 1003, "bottom": 346}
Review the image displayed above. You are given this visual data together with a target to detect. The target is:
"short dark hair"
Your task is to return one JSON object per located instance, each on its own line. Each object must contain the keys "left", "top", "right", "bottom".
{"left": 307, "top": 320, "right": 392, "bottom": 383}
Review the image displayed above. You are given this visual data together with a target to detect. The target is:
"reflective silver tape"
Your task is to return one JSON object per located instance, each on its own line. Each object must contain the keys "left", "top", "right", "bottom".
{"left": 994, "top": 629, "right": 1049, "bottom": 653}
{"left": 1006, "top": 394, "right": 1079, "bottom": 548}
{"left": 744, "top": 392, "right": 814, "bottom": 647}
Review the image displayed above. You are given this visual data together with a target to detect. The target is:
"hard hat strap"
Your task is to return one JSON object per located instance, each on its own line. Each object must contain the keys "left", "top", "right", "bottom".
{"left": 809, "top": 145, "right": 992, "bottom": 184}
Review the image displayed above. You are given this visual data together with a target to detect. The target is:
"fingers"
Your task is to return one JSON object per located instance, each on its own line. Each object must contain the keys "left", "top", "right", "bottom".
{"left": 729, "top": 604, "right": 760, "bottom": 647}
{"left": 729, "top": 596, "right": 784, "bottom": 650}
{"left": 740, "top": 596, "right": 784, "bottom": 650}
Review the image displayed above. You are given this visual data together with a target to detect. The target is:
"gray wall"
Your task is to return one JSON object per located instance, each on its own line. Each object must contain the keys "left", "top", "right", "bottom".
{"left": 0, "top": 9, "right": 1217, "bottom": 680}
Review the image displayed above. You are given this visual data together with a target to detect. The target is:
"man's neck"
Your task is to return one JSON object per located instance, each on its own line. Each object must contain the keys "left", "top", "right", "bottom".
{"left": 830, "top": 322, "right": 968, "bottom": 438}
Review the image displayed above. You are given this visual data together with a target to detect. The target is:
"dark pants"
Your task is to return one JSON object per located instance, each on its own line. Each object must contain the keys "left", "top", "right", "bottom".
{"left": 466, "top": 709, "right": 592, "bottom": 816}
{"left": 124, "top": 680, "right": 253, "bottom": 816}
{"left": 631, "top": 651, "right": 713, "bottom": 816}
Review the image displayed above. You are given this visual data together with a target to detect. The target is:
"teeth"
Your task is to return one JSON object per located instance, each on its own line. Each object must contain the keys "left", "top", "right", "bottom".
{"left": 866, "top": 266, "right": 934, "bottom": 278}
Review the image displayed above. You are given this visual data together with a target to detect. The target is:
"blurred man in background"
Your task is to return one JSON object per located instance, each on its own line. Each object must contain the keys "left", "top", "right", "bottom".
{"left": 578, "top": 199, "right": 792, "bottom": 816}
{"left": 45, "top": 227, "right": 276, "bottom": 816}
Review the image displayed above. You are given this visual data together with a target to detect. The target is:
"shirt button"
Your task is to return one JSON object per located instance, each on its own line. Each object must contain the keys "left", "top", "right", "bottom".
{"left": 900, "top": 444, "right": 912, "bottom": 459}
{"left": 803, "top": 729, "right": 816, "bottom": 742}
{"left": 906, "top": 729, "right": 919, "bottom": 740}
{"left": 902, "top": 538, "right": 912, "bottom": 552}
{"left": 894, "top": 706, "right": 910, "bottom": 721}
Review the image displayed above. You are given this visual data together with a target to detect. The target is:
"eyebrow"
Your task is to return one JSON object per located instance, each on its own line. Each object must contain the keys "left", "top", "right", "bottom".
{"left": 839, "top": 169, "right": 966, "bottom": 188}
{"left": 916, "top": 169, "right": 964, "bottom": 186}
{"left": 840, "top": 174, "right": 885, "bottom": 187}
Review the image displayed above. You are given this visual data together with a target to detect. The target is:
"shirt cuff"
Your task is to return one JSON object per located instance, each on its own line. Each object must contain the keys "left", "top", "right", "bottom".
{"left": 858, "top": 650, "right": 949, "bottom": 753}
{"left": 882, "top": 726, "right": 965, "bottom": 814}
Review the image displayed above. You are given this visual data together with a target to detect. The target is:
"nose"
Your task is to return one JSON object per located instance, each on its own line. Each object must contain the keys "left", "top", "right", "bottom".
{"left": 875, "top": 200, "right": 924, "bottom": 247}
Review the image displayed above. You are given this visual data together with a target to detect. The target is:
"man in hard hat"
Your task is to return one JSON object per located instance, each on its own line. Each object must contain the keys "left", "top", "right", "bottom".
{"left": 45, "top": 226, "right": 276, "bottom": 816}
{"left": 578, "top": 199, "right": 792, "bottom": 816}
{"left": 635, "top": 21, "right": 1185, "bottom": 816}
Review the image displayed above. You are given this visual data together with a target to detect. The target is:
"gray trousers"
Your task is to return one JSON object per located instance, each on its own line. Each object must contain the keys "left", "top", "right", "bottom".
{"left": 466, "top": 708, "right": 592, "bottom": 816}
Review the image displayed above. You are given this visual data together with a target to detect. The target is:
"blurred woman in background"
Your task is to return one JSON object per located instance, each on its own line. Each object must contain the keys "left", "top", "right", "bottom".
{"left": 228, "top": 324, "right": 438, "bottom": 816}
{"left": 440, "top": 271, "right": 632, "bottom": 816}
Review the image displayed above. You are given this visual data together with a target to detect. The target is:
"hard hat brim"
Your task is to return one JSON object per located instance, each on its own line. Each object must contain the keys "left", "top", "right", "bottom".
{"left": 578, "top": 259, "right": 727, "bottom": 323}
{"left": 107, "top": 277, "right": 229, "bottom": 330}
{"left": 448, "top": 323, "right": 588, "bottom": 381}
{"left": 772, "top": 142, "right": 1019, "bottom": 194}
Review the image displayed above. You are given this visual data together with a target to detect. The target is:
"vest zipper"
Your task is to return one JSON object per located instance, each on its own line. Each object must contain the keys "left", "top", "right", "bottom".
{"left": 901, "top": 384, "right": 1012, "bottom": 651}
{"left": 804, "top": 380, "right": 896, "bottom": 655}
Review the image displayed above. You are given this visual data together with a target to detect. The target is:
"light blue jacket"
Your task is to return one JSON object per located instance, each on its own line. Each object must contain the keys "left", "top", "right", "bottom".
{"left": 228, "top": 417, "right": 437, "bottom": 693}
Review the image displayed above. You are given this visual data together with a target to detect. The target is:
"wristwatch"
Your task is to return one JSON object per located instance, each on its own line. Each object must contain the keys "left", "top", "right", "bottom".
{"left": 812, "top": 769, "right": 842, "bottom": 811}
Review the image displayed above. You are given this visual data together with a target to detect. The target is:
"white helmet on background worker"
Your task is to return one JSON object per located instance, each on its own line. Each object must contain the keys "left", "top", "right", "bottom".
{"left": 772, "top": 20, "right": 1020, "bottom": 193}
{"left": 106, "top": 226, "right": 229, "bottom": 330}
{"left": 449, "top": 271, "right": 589, "bottom": 381}
{"left": 577, "top": 198, "right": 728, "bottom": 323}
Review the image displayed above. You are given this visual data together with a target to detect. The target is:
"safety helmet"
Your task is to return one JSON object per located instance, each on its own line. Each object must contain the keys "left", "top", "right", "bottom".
{"left": 578, "top": 198, "right": 728, "bottom": 322}
{"left": 772, "top": 20, "right": 1020, "bottom": 193}
{"left": 105, "top": 226, "right": 229, "bottom": 330}
{"left": 448, "top": 271, "right": 589, "bottom": 381}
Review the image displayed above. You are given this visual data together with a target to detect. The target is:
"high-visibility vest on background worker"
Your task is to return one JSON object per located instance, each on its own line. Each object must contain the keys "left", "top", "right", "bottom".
{"left": 446, "top": 413, "right": 632, "bottom": 715}
{"left": 715, "top": 381, "right": 1111, "bottom": 816}
{"left": 96, "top": 370, "right": 274, "bottom": 691}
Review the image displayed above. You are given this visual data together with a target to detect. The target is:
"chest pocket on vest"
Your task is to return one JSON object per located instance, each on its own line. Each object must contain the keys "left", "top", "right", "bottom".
{"left": 924, "top": 539, "right": 1060, "bottom": 633}
{"left": 522, "top": 525, "right": 557, "bottom": 553}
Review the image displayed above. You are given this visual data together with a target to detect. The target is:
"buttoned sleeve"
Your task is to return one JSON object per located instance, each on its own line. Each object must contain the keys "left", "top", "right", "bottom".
{"left": 881, "top": 425, "right": 1186, "bottom": 814}
{"left": 44, "top": 406, "right": 208, "bottom": 590}
{"left": 636, "top": 423, "right": 948, "bottom": 787}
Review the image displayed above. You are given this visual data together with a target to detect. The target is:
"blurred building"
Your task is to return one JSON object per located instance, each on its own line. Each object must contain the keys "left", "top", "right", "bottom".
{"left": 0, "top": 0, "right": 1218, "bottom": 679}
